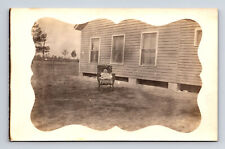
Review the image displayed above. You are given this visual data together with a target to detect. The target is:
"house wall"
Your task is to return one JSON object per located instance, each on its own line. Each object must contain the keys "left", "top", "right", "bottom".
{"left": 177, "top": 20, "right": 202, "bottom": 86}
{"left": 79, "top": 19, "right": 202, "bottom": 86}
{"left": 80, "top": 19, "right": 114, "bottom": 73}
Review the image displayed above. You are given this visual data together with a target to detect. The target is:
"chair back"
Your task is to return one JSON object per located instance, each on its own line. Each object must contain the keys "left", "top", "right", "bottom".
{"left": 97, "top": 65, "right": 112, "bottom": 73}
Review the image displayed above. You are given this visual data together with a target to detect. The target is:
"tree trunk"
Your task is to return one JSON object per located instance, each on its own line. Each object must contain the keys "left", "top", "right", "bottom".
{"left": 42, "top": 41, "right": 45, "bottom": 57}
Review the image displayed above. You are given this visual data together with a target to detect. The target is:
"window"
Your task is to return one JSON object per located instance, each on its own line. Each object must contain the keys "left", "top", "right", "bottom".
{"left": 140, "top": 32, "right": 158, "bottom": 65}
{"left": 194, "top": 28, "right": 202, "bottom": 46}
{"left": 111, "top": 35, "right": 125, "bottom": 64}
{"left": 90, "top": 38, "right": 100, "bottom": 63}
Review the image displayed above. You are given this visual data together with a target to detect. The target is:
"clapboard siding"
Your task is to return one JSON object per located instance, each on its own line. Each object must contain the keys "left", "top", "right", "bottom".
{"left": 79, "top": 19, "right": 202, "bottom": 86}
{"left": 177, "top": 19, "right": 202, "bottom": 86}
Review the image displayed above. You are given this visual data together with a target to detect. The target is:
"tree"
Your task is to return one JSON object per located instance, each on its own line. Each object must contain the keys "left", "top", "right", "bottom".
{"left": 71, "top": 50, "right": 76, "bottom": 58}
{"left": 32, "top": 22, "right": 49, "bottom": 57}
{"left": 62, "top": 49, "right": 69, "bottom": 58}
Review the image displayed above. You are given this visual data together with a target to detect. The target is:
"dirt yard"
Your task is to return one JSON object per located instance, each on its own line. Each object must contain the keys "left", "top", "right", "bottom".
{"left": 31, "top": 60, "right": 201, "bottom": 133}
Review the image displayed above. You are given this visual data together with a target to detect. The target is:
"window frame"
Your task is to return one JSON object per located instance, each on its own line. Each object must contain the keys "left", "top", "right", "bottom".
{"left": 194, "top": 27, "right": 202, "bottom": 47}
{"left": 110, "top": 34, "right": 125, "bottom": 65}
{"left": 89, "top": 37, "right": 101, "bottom": 63}
{"left": 139, "top": 31, "right": 159, "bottom": 66}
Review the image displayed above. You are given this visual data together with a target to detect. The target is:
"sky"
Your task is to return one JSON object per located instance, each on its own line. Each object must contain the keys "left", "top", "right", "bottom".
{"left": 36, "top": 17, "right": 81, "bottom": 58}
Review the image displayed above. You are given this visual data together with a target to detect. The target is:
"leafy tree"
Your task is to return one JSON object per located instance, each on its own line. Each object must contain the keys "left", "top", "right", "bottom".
{"left": 62, "top": 49, "right": 69, "bottom": 58}
{"left": 32, "top": 22, "right": 50, "bottom": 57}
{"left": 71, "top": 50, "right": 77, "bottom": 58}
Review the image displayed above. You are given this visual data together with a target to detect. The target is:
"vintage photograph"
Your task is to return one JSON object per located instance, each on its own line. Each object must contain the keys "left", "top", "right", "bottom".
{"left": 31, "top": 18, "right": 202, "bottom": 132}
{"left": 10, "top": 8, "right": 218, "bottom": 141}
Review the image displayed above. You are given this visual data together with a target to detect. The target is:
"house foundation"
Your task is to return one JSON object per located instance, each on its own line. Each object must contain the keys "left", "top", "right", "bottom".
{"left": 129, "top": 78, "right": 137, "bottom": 85}
{"left": 168, "top": 83, "right": 180, "bottom": 91}
{"left": 79, "top": 72, "right": 83, "bottom": 76}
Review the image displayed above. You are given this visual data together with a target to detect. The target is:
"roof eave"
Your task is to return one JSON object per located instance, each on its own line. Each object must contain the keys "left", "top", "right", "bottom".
{"left": 74, "top": 22, "right": 88, "bottom": 31}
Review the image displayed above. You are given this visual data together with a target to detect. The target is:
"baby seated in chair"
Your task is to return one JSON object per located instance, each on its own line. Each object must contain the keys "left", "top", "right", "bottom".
{"left": 100, "top": 69, "right": 112, "bottom": 80}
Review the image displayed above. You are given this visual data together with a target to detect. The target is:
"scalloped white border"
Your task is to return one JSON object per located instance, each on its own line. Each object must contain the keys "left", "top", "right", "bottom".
{"left": 10, "top": 8, "right": 218, "bottom": 141}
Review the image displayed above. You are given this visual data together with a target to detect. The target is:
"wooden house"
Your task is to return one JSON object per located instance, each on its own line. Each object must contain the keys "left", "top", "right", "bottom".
{"left": 74, "top": 19, "right": 202, "bottom": 92}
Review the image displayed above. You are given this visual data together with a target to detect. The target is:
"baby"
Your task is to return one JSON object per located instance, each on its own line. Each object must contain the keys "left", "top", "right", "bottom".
{"left": 100, "top": 69, "right": 112, "bottom": 79}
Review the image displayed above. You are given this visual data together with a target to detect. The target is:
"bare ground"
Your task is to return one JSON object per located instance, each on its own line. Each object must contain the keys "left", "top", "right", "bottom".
{"left": 31, "top": 72, "right": 201, "bottom": 133}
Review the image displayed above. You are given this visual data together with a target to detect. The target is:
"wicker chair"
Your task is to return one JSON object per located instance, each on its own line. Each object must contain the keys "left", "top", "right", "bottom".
{"left": 97, "top": 65, "right": 115, "bottom": 88}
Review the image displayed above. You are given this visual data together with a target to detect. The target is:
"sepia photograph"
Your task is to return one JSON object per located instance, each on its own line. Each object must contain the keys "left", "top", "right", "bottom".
{"left": 31, "top": 18, "right": 202, "bottom": 132}
{"left": 9, "top": 8, "right": 218, "bottom": 141}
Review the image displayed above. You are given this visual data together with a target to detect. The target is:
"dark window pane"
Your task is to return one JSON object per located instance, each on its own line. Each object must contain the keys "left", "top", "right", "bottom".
{"left": 141, "top": 32, "right": 157, "bottom": 65}
{"left": 142, "top": 33, "right": 157, "bottom": 49}
{"left": 112, "top": 35, "right": 124, "bottom": 63}
{"left": 91, "top": 38, "right": 100, "bottom": 51}
{"left": 90, "top": 38, "right": 99, "bottom": 63}
{"left": 141, "top": 49, "right": 155, "bottom": 65}
{"left": 196, "top": 30, "right": 202, "bottom": 46}
{"left": 90, "top": 51, "right": 98, "bottom": 63}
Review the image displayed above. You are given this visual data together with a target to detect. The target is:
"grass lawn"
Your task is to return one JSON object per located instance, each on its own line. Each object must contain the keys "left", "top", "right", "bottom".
{"left": 31, "top": 62, "right": 201, "bottom": 133}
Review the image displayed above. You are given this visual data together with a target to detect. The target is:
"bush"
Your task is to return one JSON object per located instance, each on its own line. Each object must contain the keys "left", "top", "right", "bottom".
{"left": 33, "top": 55, "right": 44, "bottom": 60}
{"left": 33, "top": 54, "right": 79, "bottom": 62}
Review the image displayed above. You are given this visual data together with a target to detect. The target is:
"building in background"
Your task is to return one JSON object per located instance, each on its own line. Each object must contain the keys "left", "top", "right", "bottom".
{"left": 75, "top": 19, "right": 202, "bottom": 92}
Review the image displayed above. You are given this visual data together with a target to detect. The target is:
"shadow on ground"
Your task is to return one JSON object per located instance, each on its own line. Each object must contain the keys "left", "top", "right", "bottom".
{"left": 30, "top": 61, "right": 201, "bottom": 133}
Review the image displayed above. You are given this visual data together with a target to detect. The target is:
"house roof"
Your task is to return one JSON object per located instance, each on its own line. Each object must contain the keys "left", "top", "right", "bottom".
{"left": 74, "top": 22, "right": 88, "bottom": 31}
